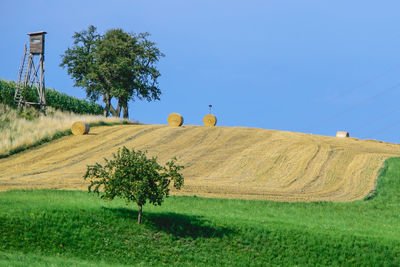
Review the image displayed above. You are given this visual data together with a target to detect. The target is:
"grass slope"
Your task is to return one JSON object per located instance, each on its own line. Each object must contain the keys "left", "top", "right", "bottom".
{"left": 1, "top": 157, "right": 400, "bottom": 266}
{"left": 1, "top": 124, "right": 400, "bottom": 201}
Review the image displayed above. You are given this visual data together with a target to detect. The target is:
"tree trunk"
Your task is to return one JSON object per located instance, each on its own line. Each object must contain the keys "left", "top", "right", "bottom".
{"left": 109, "top": 96, "right": 122, "bottom": 118}
{"left": 122, "top": 100, "right": 129, "bottom": 119}
{"left": 109, "top": 102, "right": 121, "bottom": 117}
{"left": 102, "top": 93, "right": 109, "bottom": 117}
{"left": 116, "top": 100, "right": 122, "bottom": 117}
{"left": 138, "top": 205, "right": 142, "bottom": 224}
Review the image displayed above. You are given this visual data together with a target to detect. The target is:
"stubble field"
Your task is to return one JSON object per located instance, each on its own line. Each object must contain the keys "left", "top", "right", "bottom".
{"left": 1, "top": 124, "right": 399, "bottom": 201}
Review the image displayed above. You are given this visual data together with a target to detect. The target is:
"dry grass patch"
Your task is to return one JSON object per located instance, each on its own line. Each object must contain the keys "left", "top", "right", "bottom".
{"left": 0, "top": 104, "right": 122, "bottom": 156}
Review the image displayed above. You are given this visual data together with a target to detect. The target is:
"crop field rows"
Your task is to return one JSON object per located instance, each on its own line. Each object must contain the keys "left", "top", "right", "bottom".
{"left": 1, "top": 124, "right": 400, "bottom": 201}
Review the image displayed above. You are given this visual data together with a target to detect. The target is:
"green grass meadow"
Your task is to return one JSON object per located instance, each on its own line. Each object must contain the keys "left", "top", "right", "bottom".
{"left": 1, "top": 158, "right": 400, "bottom": 266}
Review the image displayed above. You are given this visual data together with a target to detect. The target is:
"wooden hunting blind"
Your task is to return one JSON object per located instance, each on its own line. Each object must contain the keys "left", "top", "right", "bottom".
{"left": 14, "top": 31, "right": 47, "bottom": 114}
{"left": 28, "top": 31, "right": 46, "bottom": 54}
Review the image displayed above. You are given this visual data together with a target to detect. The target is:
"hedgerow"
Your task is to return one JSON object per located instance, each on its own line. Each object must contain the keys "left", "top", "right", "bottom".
{"left": 0, "top": 79, "right": 103, "bottom": 115}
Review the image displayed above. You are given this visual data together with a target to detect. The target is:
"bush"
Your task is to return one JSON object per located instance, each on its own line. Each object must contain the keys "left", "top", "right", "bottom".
{"left": 45, "top": 89, "right": 103, "bottom": 115}
{"left": 0, "top": 80, "right": 18, "bottom": 106}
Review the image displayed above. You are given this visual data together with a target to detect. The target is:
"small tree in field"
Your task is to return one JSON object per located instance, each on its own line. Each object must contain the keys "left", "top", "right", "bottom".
{"left": 83, "top": 147, "right": 184, "bottom": 224}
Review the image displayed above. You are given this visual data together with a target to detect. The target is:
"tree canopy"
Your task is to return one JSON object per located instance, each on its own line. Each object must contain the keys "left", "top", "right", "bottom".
{"left": 60, "top": 25, "right": 164, "bottom": 118}
{"left": 83, "top": 147, "right": 184, "bottom": 224}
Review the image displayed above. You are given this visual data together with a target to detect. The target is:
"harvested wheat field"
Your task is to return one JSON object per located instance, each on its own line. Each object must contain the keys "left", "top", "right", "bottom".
{"left": 1, "top": 124, "right": 400, "bottom": 201}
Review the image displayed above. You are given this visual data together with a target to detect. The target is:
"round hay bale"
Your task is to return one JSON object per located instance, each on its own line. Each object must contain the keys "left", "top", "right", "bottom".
{"left": 71, "top": 121, "right": 90, "bottom": 135}
{"left": 203, "top": 114, "right": 217, "bottom": 127}
{"left": 167, "top": 113, "right": 184, "bottom": 126}
{"left": 336, "top": 131, "right": 349, "bottom": 138}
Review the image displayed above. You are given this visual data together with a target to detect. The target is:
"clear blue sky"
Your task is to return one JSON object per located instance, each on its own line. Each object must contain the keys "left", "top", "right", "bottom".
{"left": 2, "top": 1, "right": 400, "bottom": 142}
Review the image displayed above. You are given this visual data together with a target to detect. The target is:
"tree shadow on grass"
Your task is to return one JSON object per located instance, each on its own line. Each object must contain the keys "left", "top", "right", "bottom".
{"left": 103, "top": 207, "right": 235, "bottom": 239}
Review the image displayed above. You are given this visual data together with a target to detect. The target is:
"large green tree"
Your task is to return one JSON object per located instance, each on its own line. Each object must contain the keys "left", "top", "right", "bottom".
{"left": 60, "top": 26, "right": 164, "bottom": 118}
